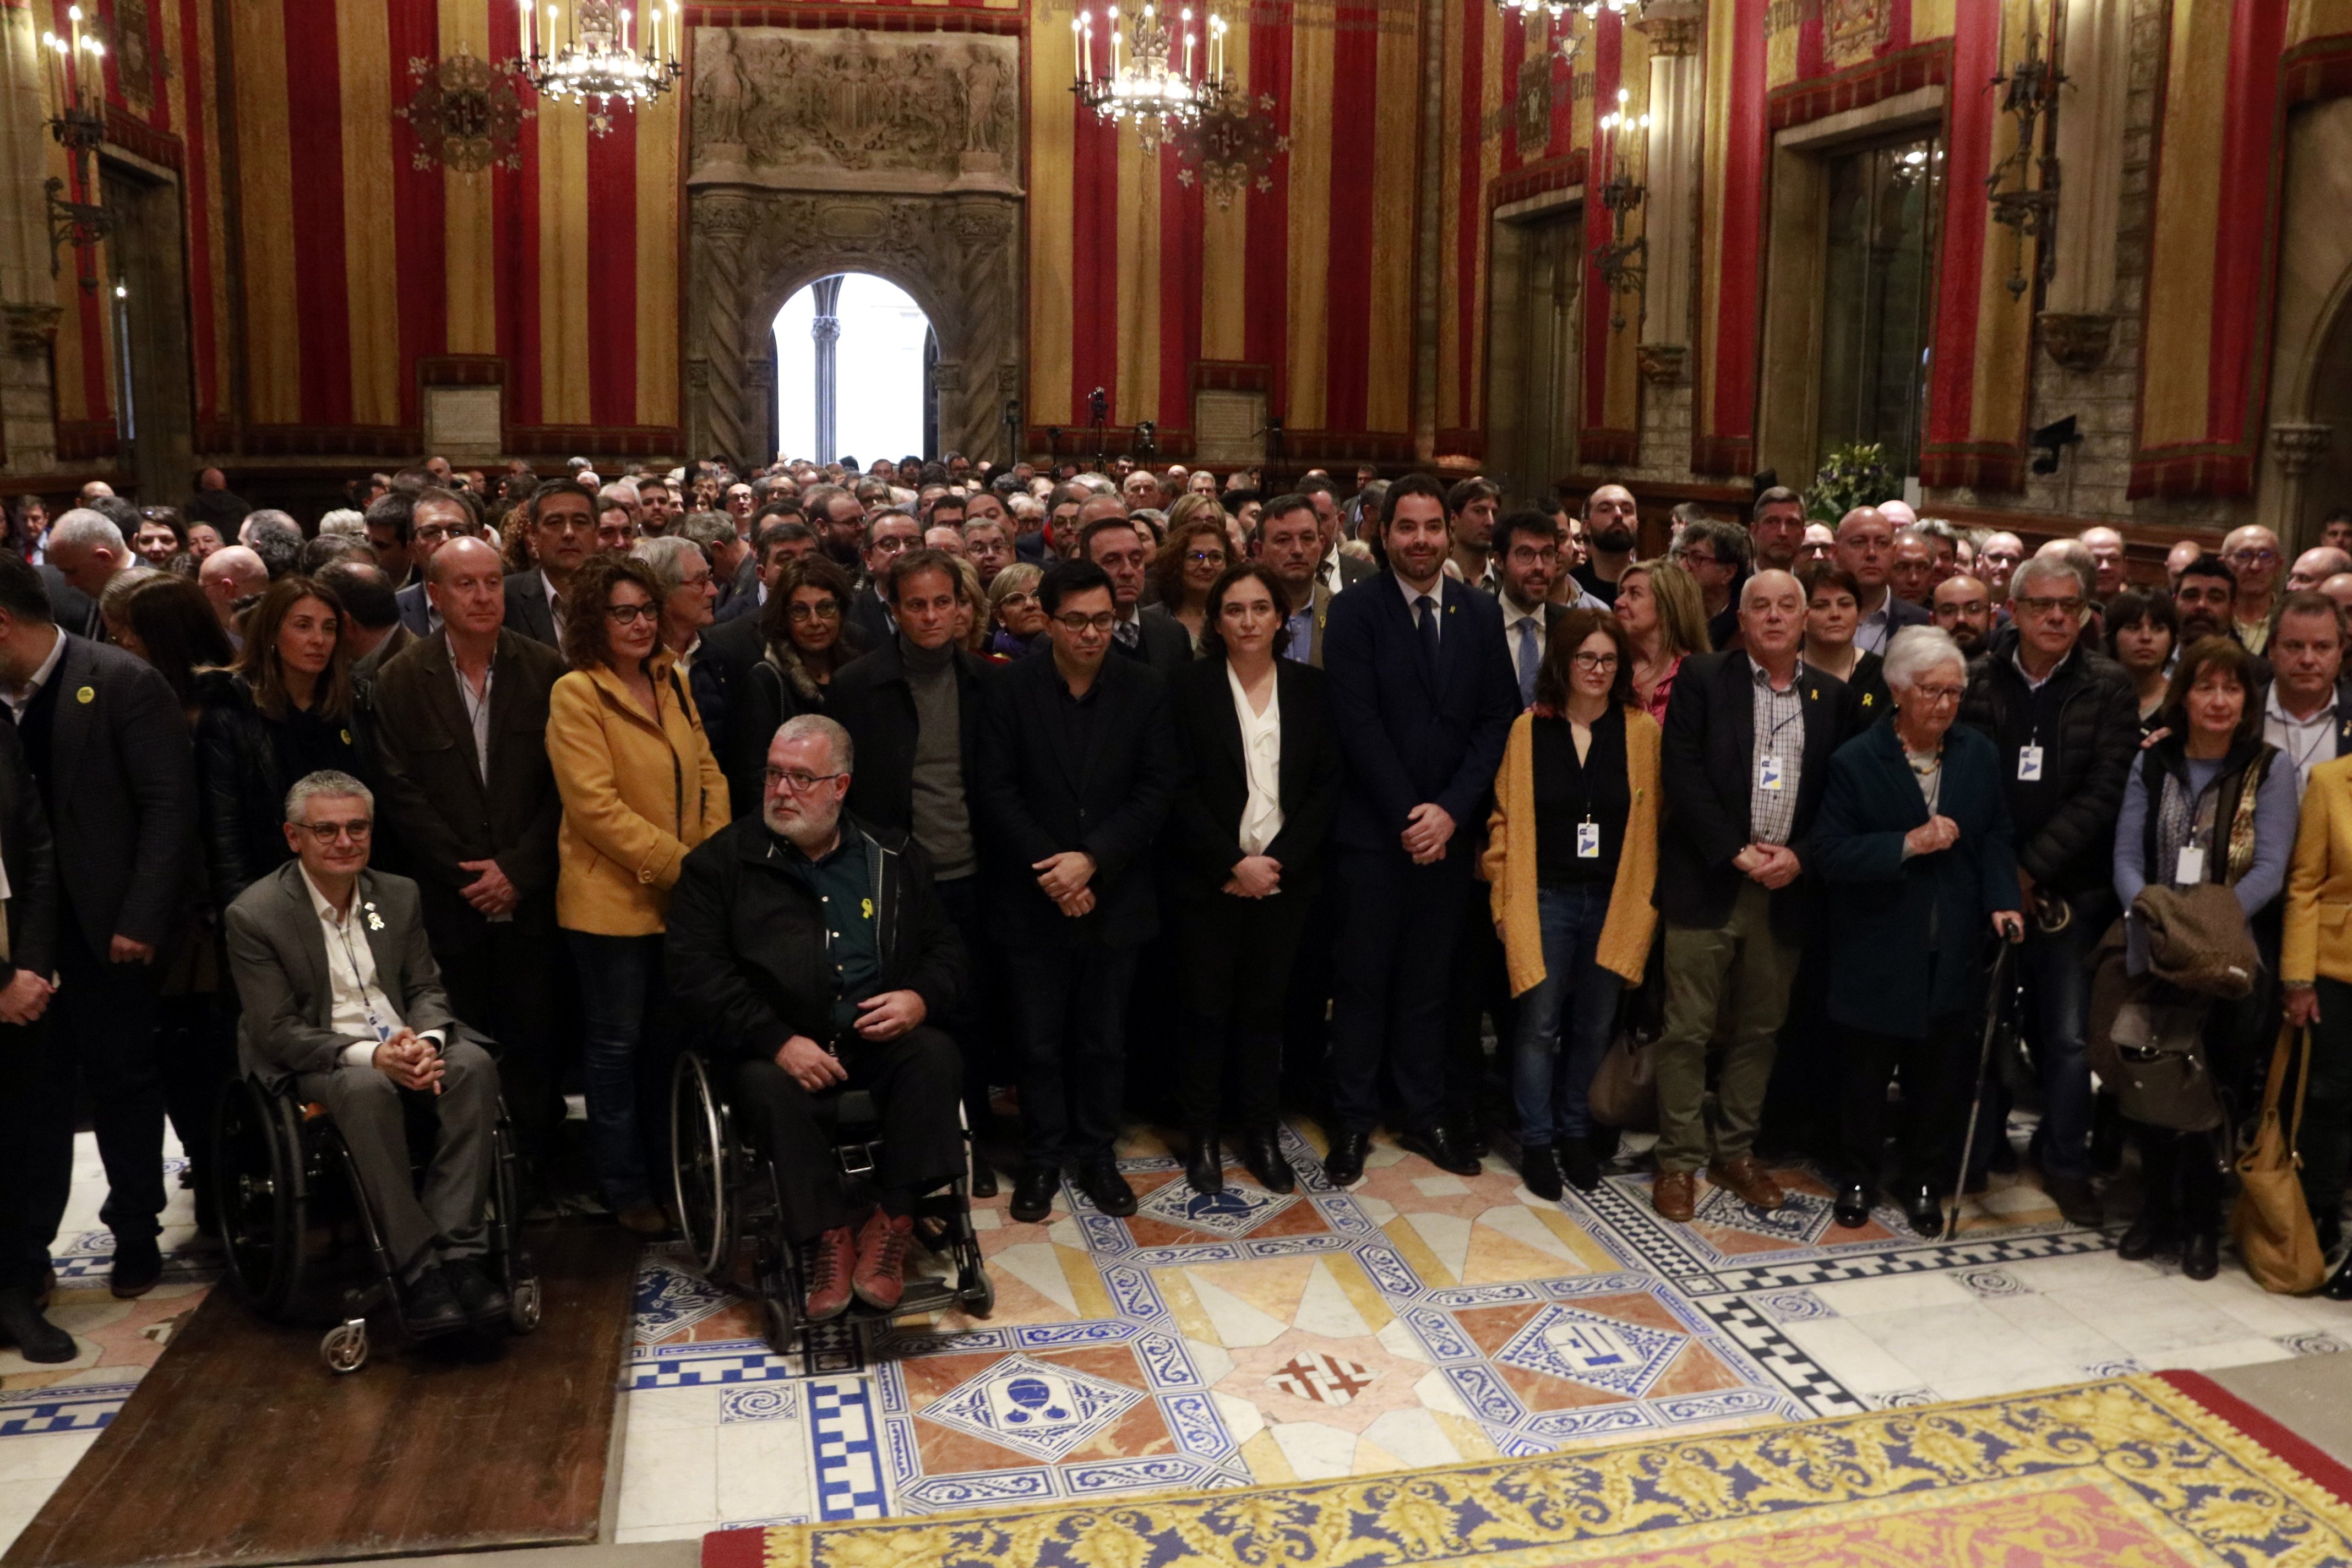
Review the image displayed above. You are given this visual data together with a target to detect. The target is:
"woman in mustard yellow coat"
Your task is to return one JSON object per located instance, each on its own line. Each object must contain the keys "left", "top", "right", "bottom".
{"left": 1484, "top": 608, "right": 1660, "bottom": 1200}
{"left": 2281, "top": 750, "right": 2352, "bottom": 1296}
{"left": 548, "top": 553, "right": 731, "bottom": 1232}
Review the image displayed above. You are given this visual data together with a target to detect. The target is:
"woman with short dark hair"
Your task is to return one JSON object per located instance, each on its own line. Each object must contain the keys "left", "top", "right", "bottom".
{"left": 548, "top": 553, "right": 731, "bottom": 1233}
{"left": 710, "top": 555, "right": 864, "bottom": 816}
{"left": 193, "top": 576, "right": 358, "bottom": 908}
{"left": 2104, "top": 589, "right": 2180, "bottom": 738}
{"left": 1483, "top": 607, "right": 1661, "bottom": 1197}
{"left": 2110, "top": 636, "right": 2295, "bottom": 1278}
{"left": 1163, "top": 563, "right": 1340, "bottom": 1195}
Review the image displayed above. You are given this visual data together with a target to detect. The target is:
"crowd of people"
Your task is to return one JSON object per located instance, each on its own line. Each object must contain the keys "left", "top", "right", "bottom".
{"left": 4, "top": 449, "right": 2352, "bottom": 1361}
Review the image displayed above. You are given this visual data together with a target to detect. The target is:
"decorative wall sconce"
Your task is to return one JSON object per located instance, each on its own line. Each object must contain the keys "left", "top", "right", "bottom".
{"left": 39, "top": 7, "right": 113, "bottom": 291}
{"left": 1591, "top": 88, "right": 1648, "bottom": 329}
{"left": 1986, "top": 1, "right": 2065, "bottom": 301}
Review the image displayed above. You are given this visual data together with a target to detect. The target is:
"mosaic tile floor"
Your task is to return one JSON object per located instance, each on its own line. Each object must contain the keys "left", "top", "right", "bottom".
{"left": 9, "top": 1115, "right": 2352, "bottom": 1554}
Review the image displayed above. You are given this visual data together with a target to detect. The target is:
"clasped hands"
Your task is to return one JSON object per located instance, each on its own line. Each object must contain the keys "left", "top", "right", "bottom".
{"left": 1401, "top": 803, "right": 1455, "bottom": 866}
{"left": 370, "top": 1029, "right": 444, "bottom": 1093}
{"left": 1033, "top": 850, "right": 1097, "bottom": 917}
{"left": 772, "top": 991, "right": 929, "bottom": 1091}
{"left": 1732, "top": 841, "right": 1802, "bottom": 890}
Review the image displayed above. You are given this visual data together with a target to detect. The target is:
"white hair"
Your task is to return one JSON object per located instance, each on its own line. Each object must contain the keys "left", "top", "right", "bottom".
{"left": 285, "top": 769, "right": 374, "bottom": 825}
{"left": 48, "top": 508, "right": 123, "bottom": 554}
{"left": 318, "top": 509, "right": 366, "bottom": 538}
{"left": 2012, "top": 553, "right": 2088, "bottom": 602}
{"left": 1882, "top": 625, "right": 1967, "bottom": 693}
{"left": 774, "top": 713, "right": 853, "bottom": 774}
{"left": 631, "top": 533, "right": 705, "bottom": 595}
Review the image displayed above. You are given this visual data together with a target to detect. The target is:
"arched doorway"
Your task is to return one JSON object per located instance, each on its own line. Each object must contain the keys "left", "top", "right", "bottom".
{"left": 772, "top": 273, "right": 938, "bottom": 467}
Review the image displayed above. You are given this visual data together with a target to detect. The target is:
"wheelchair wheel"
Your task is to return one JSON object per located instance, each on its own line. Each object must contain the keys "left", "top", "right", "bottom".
{"left": 319, "top": 1319, "right": 369, "bottom": 1374}
{"left": 510, "top": 1276, "right": 543, "bottom": 1335}
{"left": 761, "top": 1292, "right": 798, "bottom": 1357}
{"left": 671, "top": 1052, "right": 732, "bottom": 1277}
{"left": 961, "top": 1265, "right": 995, "bottom": 1320}
{"left": 213, "top": 1077, "right": 306, "bottom": 1318}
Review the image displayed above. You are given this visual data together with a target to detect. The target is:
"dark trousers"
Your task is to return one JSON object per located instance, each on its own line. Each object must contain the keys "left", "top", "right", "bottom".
{"left": 26, "top": 916, "right": 168, "bottom": 1252}
{"left": 2014, "top": 890, "right": 2111, "bottom": 1179}
{"left": 438, "top": 906, "right": 561, "bottom": 1168}
{"left": 732, "top": 1026, "right": 964, "bottom": 1240}
{"left": 564, "top": 930, "right": 674, "bottom": 1212}
{"left": 1171, "top": 886, "right": 1311, "bottom": 1131}
{"left": 1443, "top": 892, "right": 1512, "bottom": 1130}
{"left": 296, "top": 1041, "right": 500, "bottom": 1278}
{"left": 0, "top": 1018, "right": 47, "bottom": 1287}
{"left": 1760, "top": 933, "right": 1839, "bottom": 1157}
{"left": 1280, "top": 879, "right": 1340, "bottom": 1107}
{"left": 1329, "top": 847, "right": 1469, "bottom": 1135}
{"left": 157, "top": 977, "right": 235, "bottom": 1203}
{"left": 1839, "top": 1013, "right": 1977, "bottom": 1195}
{"left": 1002, "top": 932, "right": 1139, "bottom": 1169}
{"left": 2304, "top": 977, "right": 2352, "bottom": 1240}
{"left": 934, "top": 875, "right": 1001, "bottom": 1131}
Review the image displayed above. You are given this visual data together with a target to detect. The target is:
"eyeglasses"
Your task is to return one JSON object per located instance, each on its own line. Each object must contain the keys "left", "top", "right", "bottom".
{"left": 2226, "top": 549, "right": 2280, "bottom": 568}
{"left": 1908, "top": 684, "right": 1967, "bottom": 704}
{"left": 605, "top": 602, "right": 658, "bottom": 624}
{"left": 764, "top": 767, "right": 845, "bottom": 794}
{"left": 294, "top": 818, "right": 373, "bottom": 843}
{"left": 786, "top": 601, "right": 842, "bottom": 622}
{"left": 412, "top": 523, "right": 476, "bottom": 543}
{"left": 998, "top": 591, "right": 1038, "bottom": 609}
{"left": 1672, "top": 549, "right": 1719, "bottom": 568}
{"left": 1571, "top": 652, "right": 1620, "bottom": 671}
{"left": 1057, "top": 612, "right": 1118, "bottom": 633}
{"left": 1186, "top": 551, "right": 1226, "bottom": 567}
{"left": 2013, "top": 595, "right": 2083, "bottom": 617}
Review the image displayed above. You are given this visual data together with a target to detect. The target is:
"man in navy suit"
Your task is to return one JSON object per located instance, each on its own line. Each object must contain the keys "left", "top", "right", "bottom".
{"left": 1319, "top": 475, "right": 1520, "bottom": 1185}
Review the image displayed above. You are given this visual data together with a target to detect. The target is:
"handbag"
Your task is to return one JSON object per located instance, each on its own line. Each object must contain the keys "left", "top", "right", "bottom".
{"left": 2233, "top": 1023, "right": 2327, "bottom": 1295}
{"left": 1587, "top": 1030, "right": 1658, "bottom": 1132}
{"left": 2106, "top": 987, "right": 2223, "bottom": 1133}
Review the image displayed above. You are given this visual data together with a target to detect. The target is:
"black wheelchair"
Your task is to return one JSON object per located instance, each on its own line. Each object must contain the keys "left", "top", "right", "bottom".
{"left": 210, "top": 1074, "right": 542, "bottom": 1373}
{"left": 669, "top": 1048, "right": 992, "bottom": 1356}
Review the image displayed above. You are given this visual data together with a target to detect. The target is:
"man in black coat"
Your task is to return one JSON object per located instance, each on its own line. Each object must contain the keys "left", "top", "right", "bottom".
{"left": 846, "top": 511, "right": 921, "bottom": 649}
{"left": 1956, "top": 553, "right": 2138, "bottom": 1224}
{"left": 666, "top": 715, "right": 966, "bottom": 1321}
{"left": 828, "top": 549, "right": 1002, "bottom": 1190}
{"left": 0, "top": 713, "right": 66, "bottom": 1360}
{"left": 1084, "top": 513, "right": 1192, "bottom": 672}
{"left": 1651, "top": 570, "right": 1851, "bottom": 1225}
{"left": 973, "top": 560, "right": 1179, "bottom": 1223}
{"left": 500, "top": 480, "right": 597, "bottom": 648}
{"left": 0, "top": 553, "right": 196, "bottom": 1298}
{"left": 1320, "top": 475, "right": 1521, "bottom": 1185}
{"left": 366, "top": 538, "right": 570, "bottom": 1174}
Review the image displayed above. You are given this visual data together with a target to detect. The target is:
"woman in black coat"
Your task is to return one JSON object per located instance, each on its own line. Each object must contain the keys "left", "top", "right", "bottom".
{"left": 193, "top": 575, "right": 361, "bottom": 911}
{"left": 1814, "top": 625, "right": 2023, "bottom": 1238}
{"left": 1163, "top": 563, "right": 1342, "bottom": 1196}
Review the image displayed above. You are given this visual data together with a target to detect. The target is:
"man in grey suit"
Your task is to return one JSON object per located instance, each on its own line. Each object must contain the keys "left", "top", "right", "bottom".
{"left": 1254, "top": 494, "right": 1333, "bottom": 668}
{"left": 225, "top": 770, "right": 504, "bottom": 1340}
{"left": 501, "top": 480, "right": 597, "bottom": 649}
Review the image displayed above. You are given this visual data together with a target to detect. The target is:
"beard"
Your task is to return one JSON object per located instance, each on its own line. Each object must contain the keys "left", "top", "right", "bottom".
{"left": 1591, "top": 522, "right": 1636, "bottom": 554}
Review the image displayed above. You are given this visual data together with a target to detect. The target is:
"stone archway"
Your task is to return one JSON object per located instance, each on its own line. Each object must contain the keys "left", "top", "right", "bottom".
{"left": 683, "top": 25, "right": 1023, "bottom": 470}
{"left": 2261, "top": 99, "right": 2352, "bottom": 543}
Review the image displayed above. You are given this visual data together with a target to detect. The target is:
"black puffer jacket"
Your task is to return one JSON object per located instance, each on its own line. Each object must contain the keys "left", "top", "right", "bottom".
{"left": 1958, "top": 643, "right": 2138, "bottom": 899}
{"left": 193, "top": 669, "right": 361, "bottom": 912}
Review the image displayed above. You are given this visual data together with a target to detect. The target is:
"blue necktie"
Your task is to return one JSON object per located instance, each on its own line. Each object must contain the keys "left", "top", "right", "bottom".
{"left": 1516, "top": 619, "right": 1540, "bottom": 708}
{"left": 1416, "top": 594, "right": 1439, "bottom": 672}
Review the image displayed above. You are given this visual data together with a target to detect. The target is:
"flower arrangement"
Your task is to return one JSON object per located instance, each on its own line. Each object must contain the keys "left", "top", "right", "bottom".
{"left": 1807, "top": 443, "right": 1897, "bottom": 523}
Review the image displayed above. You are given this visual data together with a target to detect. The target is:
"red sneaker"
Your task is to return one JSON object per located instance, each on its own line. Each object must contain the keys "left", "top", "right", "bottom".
{"left": 851, "top": 1209, "right": 916, "bottom": 1313}
{"left": 803, "top": 1224, "right": 859, "bottom": 1321}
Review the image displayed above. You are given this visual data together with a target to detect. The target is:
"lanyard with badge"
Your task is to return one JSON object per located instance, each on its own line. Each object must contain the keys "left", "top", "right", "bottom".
{"left": 1566, "top": 717, "right": 1603, "bottom": 858}
{"left": 330, "top": 912, "right": 394, "bottom": 1043}
{"left": 2018, "top": 726, "right": 2045, "bottom": 782}
{"left": 1758, "top": 697, "right": 1801, "bottom": 792}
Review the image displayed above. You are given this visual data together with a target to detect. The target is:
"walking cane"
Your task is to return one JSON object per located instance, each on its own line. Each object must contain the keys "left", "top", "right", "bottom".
{"left": 1945, "top": 933, "right": 2023, "bottom": 1242}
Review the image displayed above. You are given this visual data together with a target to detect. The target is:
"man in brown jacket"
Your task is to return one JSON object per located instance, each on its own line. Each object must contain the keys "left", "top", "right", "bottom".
{"left": 365, "top": 537, "right": 569, "bottom": 1174}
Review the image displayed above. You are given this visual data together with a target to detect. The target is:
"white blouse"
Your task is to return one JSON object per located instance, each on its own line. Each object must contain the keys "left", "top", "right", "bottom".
{"left": 1228, "top": 662, "right": 1285, "bottom": 857}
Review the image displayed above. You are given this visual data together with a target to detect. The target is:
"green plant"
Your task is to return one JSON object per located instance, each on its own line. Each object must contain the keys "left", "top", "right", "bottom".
{"left": 1807, "top": 443, "right": 1898, "bottom": 523}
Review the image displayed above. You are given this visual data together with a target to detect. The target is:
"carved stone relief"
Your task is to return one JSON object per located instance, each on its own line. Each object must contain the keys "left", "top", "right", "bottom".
{"left": 686, "top": 25, "right": 1025, "bottom": 469}
{"left": 690, "top": 27, "right": 1020, "bottom": 195}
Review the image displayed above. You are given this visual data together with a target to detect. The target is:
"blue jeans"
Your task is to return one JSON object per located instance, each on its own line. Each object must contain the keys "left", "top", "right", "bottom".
{"left": 1510, "top": 884, "right": 1624, "bottom": 1146}
{"left": 565, "top": 930, "right": 672, "bottom": 1211}
{"left": 2017, "top": 906, "right": 2099, "bottom": 1179}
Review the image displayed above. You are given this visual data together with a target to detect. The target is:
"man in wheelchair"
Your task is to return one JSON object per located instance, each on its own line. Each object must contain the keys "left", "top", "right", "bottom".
{"left": 667, "top": 715, "right": 966, "bottom": 1320}
{"left": 224, "top": 770, "right": 505, "bottom": 1340}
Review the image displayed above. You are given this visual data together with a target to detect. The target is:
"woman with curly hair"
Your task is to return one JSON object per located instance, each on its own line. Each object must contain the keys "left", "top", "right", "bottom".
{"left": 711, "top": 555, "right": 864, "bottom": 819}
{"left": 1148, "top": 496, "right": 1233, "bottom": 652}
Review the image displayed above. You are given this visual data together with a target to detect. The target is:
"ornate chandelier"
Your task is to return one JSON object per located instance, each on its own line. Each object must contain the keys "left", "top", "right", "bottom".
{"left": 1072, "top": 3, "right": 1229, "bottom": 151}
{"left": 518, "top": 0, "right": 682, "bottom": 136}
{"left": 1490, "top": 0, "right": 1637, "bottom": 24}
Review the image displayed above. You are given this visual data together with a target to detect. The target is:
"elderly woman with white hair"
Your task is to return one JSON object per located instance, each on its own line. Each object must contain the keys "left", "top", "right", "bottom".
{"left": 1814, "top": 625, "right": 2024, "bottom": 1236}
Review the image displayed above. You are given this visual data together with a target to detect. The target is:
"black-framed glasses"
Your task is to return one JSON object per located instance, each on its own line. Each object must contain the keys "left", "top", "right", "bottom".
{"left": 605, "top": 602, "right": 658, "bottom": 624}
{"left": 2013, "top": 595, "right": 2083, "bottom": 617}
{"left": 1571, "top": 652, "right": 1620, "bottom": 671}
{"left": 1057, "top": 612, "right": 1118, "bottom": 633}
{"left": 293, "top": 818, "right": 373, "bottom": 843}
{"left": 764, "top": 767, "right": 844, "bottom": 794}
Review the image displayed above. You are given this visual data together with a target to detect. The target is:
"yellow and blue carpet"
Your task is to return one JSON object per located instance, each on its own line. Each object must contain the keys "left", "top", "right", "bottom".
{"left": 703, "top": 1371, "right": 2352, "bottom": 1567}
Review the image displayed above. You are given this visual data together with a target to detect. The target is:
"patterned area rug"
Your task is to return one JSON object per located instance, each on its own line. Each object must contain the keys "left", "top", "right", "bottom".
{"left": 700, "top": 1371, "right": 2352, "bottom": 1568}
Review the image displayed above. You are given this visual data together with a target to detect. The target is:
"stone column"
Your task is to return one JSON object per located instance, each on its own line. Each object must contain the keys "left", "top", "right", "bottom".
{"left": 2268, "top": 421, "right": 2333, "bottom": 548}
{"left": 689, "top": 193, "right": 755, "bottom": 472}
{"left": 0, "top": 5, "right": 62, "bottom": 475}
{"left": 2038, "top": 0, "right": 2128, "bottom": 371}
{"left": 811, "top": 274, "right": 842, "bottom": 465}
{"left": 1635, "top": 2, "right": 1701, "bottom": 473}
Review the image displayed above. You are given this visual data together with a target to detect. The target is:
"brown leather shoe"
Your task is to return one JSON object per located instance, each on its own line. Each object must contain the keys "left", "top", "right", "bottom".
{"left": 1708, "top": 1155, "right": 1786, "bottom": 1212}
{"left": 803, "top": 1223, "right": 861, "bottom": 1321}
{"left": 851, "top": 1209, "right": 916, "bottom": 1313}
{"left": 1652, "top": 1169, "right": 1697, "bottom": 1222}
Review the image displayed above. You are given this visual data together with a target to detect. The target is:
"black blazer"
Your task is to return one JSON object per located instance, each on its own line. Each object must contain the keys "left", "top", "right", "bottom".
{"left": 192, "top": 671, "right": 362, "bottom": 913}
{"left": 365, "top": 629, "right": 568, "bottom": 949}
{"left": 36, "top": 633, "right": 197, "bottom": 952}
{"left": 393, "top": 580, "right": 434, "bottom": 639}
{"left": 1657, "top": 649, "right": 1854, "bottom": 940}
{"left": 1163, "top": 656, "right": 1342, "bottom": 905}
{"left": 0, "top": 716, "right": 57, "bottom": 987}
{"left": 1321, "top": 574, "right": 1520, "bottom": 858}
{"left": 973, "top": 649, "right": 1178, "bottom": 948}
{"left": 500, "top": 569, "right": 560, "bottom": 648}
{"left": 1125, "top": 606, "right": 1196, "bottom": 673}
{"left": 847, "top": 585, "right": 894, "bottom": 651}
{"left": 829, "top": 638, "right": 995, "bottom": 845}
{"left": 666, "top": 814, "right": 966, "bottom": 1063}
{"left": 39, "top": 567, "right": 96, "bottom": 643}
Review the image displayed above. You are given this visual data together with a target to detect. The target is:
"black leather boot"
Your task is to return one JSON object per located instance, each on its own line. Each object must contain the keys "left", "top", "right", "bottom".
{"left": 1185, "top": 1129, "right": 1223, "bottom": 1195}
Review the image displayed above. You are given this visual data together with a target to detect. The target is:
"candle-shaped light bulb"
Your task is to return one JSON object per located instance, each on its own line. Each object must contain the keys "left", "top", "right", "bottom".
{"left": 1616, "top": 86, "right": 1629, "bottom": 104}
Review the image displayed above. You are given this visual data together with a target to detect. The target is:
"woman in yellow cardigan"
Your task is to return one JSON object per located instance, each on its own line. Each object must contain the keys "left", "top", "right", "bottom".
{"left": 1483, "top": 607, "right": 1660, "bottom": 1199}
{"left": 548, "top": 553, "right": 731, "bottom": 1232}
{"left": 2282, "top": 750, "right": 2352, "bottom": 1298}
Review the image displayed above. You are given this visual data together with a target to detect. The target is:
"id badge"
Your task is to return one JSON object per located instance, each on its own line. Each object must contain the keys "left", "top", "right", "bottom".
{"left": 1577, "top": 821, "right": 1601, "bottom": 858}
{"left": 2176, "top": 845, "right": 2206, "bottom": 884}
{"left": 2018, "top": 744, "right": 2044, "bottom": 781}
{"left": 1758, "top": 754, "right": 1785, "bottom": 791}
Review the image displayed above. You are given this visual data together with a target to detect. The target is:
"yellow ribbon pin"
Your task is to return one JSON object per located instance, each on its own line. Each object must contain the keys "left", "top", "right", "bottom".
{"left": 75, "top": 686, "right": 94, "bottom": 704}
{"left": 862, "top": 897, "right": 874, "bottom": 919}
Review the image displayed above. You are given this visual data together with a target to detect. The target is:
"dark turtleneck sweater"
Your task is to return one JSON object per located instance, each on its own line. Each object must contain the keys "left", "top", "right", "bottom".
{"left": 902, "top": 635, "right": 974, "bottom": 880}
